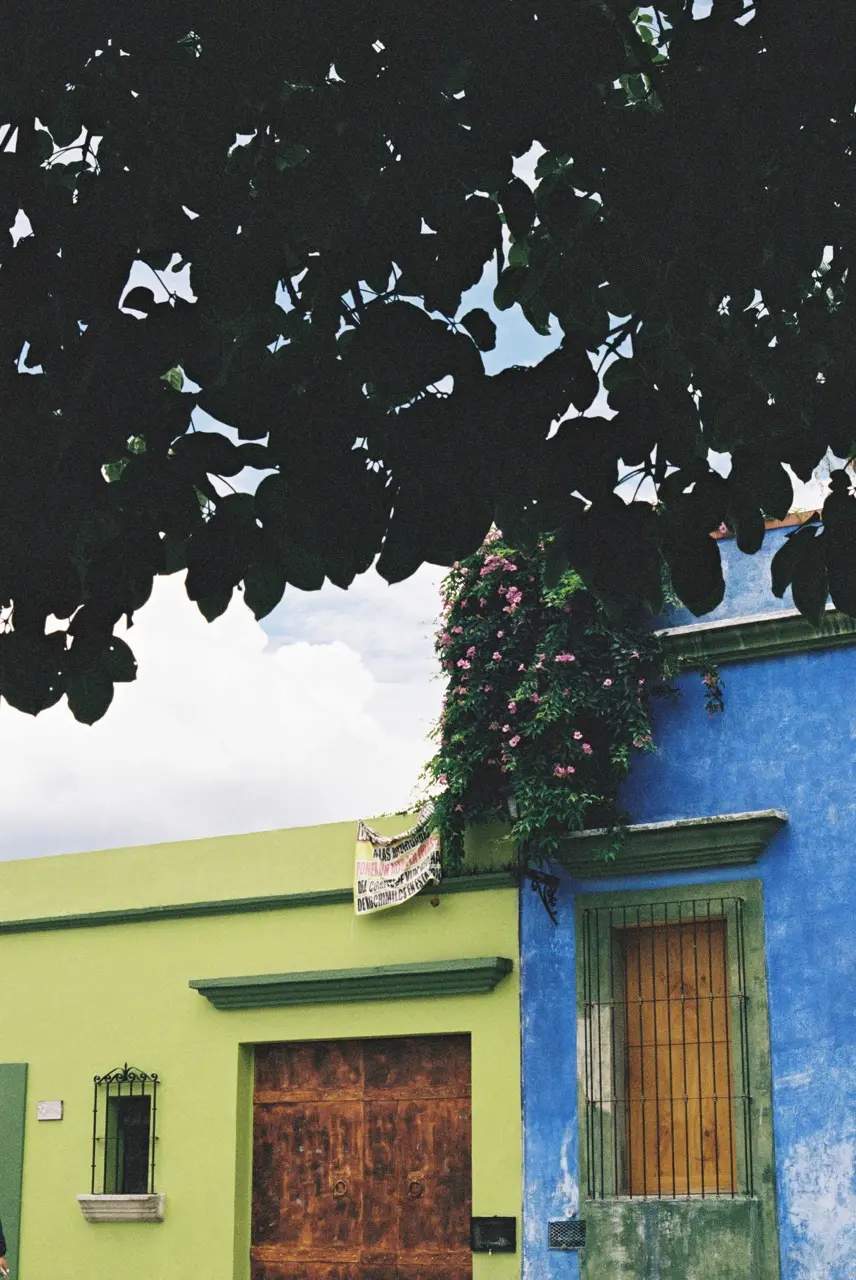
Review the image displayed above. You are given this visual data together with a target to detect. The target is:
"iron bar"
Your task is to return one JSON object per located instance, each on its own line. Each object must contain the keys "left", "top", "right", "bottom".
{"left": 650, "top": 901, "right": 662, "bottom": 1198}
{"left": 691, "top": 900, "right": 706, "bottom": 1199}
{"left": 664, "top": 901, "right": 677, "bottom": 1198}
{"left": 622, "top": 904, "right": 633, "bottom": 1198}
{"left": 608, "top": 907, "right": 619, "bottom": 1197}
{"left": 635, "top": 905, "right": 647, "bottom": 1198}
{"left": 595, "top": 906, "right": 605, "bottom": 1199}
{"left": 581, "top": 898, "right": 752, "bottom": 1202}
{"left": 721, "top": 898, "right": 736, "bottom": 1197}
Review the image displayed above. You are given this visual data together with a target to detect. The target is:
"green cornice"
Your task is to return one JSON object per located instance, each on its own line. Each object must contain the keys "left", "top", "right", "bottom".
{"left": 554, "top": 809, "right": 787, "bottom": 878}
{"left": 189, "top": 956, "right": 514, "bottom": 1009}
{"left": 0, "top": 871, "right": 516, "bottom": 936}
{"left": 658, "top": 606, "right": 856, "bottom": 666}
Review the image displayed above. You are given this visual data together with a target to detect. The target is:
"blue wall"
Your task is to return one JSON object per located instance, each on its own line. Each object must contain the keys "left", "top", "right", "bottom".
{"left": 521, "top": 528, "right": 856, "bottom": 1280}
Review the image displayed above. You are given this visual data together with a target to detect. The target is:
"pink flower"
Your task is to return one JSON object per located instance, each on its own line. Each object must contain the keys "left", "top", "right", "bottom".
{"left": 631, "top": 650, "right": 640, "bottom": 660}
{"left": 563, "top": 688, "right": 569, "bottom": 695}
{"left": 509, "top": 735, "right": 521, "bottom": 747}
{"left": 456, "top": 659, "right": 471, "bottom": 669}
{"left": 582, "top": 743, "right": 593, "bottom": 755}
{"left": 574, "top": 730, "right": 583, "bottom": 739}
{"left": 466, "top": 646, "right": 476, "bottom": 657}
{"left": 483, "top": 684, "right": 493, "bottom": 692}
{"left": 638, "top": 678, "right": 645, "bottom": 686}
{"left": 555, "top": 652, "right": 576, "bottom": 663}
{"left": 566, "top": 765, "right": 576, "bottom": 774}
{"left": 502, "top": 724, "right": 511, "bottom": 733}
{"left": 496, "top": 630, "right": 504, "bottom": 638}
{"left": 492, "top": 651, "right": 502, "bottom": 661}
{"left": 553, "top": 765, "right": 566, "bottom": 777}
{"left": 518, "top": 663, "right": 526, "bottom": 671}
{"left": 455, "top": 804, "right": 464, "bottom": 812}
{"left": 452, "top": 625, "right": 463, "bottom": 634}
{"left": 488, "top": 721, "right": 500, "bottom": 730}
{"left": 438, "top": 774, "right": 448, "bottom": 785}
{"left": 479, "top": 598, "right": 487, "bottom": 607}
{"left": 530, "top": 693, "right": 541, "bottom": 703}
{"left": 563, "top": 603, "right": 572, "bottom": 612}
{"left": 508, "top": 701, "right": 517, "bottom": 713}
{"left": 461, "top": 599, "right": 469, "bottom": 607}
{"left": 461, "top": 567, "right": 469, "bottom": 575}
{"left": 603, "top": 678, "right": 613, "bottom": 687}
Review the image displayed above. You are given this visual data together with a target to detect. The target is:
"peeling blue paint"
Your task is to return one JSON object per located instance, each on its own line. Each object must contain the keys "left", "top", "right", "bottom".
{"left": 521, "top": 528, "right": 856, "bottom": 1279}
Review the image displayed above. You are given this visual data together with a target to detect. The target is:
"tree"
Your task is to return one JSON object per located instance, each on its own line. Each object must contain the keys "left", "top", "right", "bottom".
{"left": 1, "top": 0, "right": 855, "bottom": 721}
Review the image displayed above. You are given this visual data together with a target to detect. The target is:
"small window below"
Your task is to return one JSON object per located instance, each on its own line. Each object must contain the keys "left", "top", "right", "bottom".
{"left": 580, "top": 897, "right": 752, "bottom": 1200}
{"left": 91, "top": 1065, "right": 159, "bottom": 1195}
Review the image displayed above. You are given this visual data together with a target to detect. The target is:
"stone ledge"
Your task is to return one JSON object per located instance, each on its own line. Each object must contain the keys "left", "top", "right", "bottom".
{"left": 77, "top": 1193, "right": 165, "bottom": 1223}
{"left": 554, "top": 810, "right": 787, "bottom": 878}
{"left": 657, "top": 605, "right": 856, "bottom": 666}
{"left": 190, "top": 956, "right": 514, "bottom": 1010}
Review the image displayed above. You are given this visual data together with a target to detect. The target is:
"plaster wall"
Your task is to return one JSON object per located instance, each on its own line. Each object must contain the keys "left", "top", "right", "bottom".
{"left": 0, "top": 819, "right": 521, "bottom": 1280}
{"left": 521, "top": 528, "right": 856, "bottom": 1280}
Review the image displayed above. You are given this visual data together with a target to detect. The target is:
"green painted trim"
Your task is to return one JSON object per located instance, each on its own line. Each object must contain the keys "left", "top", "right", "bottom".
{"left": 0, "top": 1064, "right": 27, "bottom": 1276}
{"left": 190, "top": 956, "right": 514, "bottom": 1010}
{"left": 554, "top": 810, "right": 787, "bottom": 878}
{"left": 0, "top": 871, "right": 516, "bottom": 936}
{"left": 658, "top": 605, "right": 856, "bottom": 666}
{"left": 575, "top": 880, "right": 780, "bottom": 1280}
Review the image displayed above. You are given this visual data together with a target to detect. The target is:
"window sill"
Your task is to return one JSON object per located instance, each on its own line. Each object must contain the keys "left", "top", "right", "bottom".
{"left": 77, "top": 1193, "right": 165, "bottom": 1222}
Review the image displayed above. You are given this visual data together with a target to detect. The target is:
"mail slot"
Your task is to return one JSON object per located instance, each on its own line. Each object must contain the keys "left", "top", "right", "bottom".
{"left": 471, "top": 1216, "right": 517, "bottom": 1253}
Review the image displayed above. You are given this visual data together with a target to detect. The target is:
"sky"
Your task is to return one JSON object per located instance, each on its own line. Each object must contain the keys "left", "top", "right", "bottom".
{"left": 0, "top": 118, "right": 825, "bottom": 863}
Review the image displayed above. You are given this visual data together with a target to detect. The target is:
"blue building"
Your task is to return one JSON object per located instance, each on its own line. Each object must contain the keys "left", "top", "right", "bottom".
{"left": 521, "top": 521, "right": 856, "bottom": 1280}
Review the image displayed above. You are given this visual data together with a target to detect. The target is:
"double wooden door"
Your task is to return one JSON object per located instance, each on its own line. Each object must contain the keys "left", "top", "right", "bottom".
{"left": 252, "top": 1035, "right": 472, "bottom": 1279}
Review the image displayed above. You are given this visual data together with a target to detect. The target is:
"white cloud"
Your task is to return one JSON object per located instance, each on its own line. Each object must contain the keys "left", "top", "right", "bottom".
{"left": 0, "top": 568, "right": 445, "bottom": 861}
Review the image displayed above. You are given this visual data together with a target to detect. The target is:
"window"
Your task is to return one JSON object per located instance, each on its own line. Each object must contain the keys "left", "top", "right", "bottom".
{"left": 579, "top": 896, "right": 752, "bottom": 1200}
{"left": 90, "top": 1064, "right": 159, "bottom": 1195}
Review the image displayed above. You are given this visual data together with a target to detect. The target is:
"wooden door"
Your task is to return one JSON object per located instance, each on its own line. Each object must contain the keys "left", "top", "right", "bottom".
{"left": 252, "top": 1035, "right": 472, "bottom": 1279}
{"left": 624, "top": 919, "right": 736, "bottom": 1196}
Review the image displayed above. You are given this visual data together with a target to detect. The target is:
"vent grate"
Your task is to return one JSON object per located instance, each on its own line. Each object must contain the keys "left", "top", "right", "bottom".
{"left": 549, "top": 1218, "right": 586, "bottom": 1250}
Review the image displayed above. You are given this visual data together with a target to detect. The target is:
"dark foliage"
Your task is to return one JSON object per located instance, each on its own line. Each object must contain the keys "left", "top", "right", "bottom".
{"left": 1, "top": 1, "right": 855, "bottom": 719}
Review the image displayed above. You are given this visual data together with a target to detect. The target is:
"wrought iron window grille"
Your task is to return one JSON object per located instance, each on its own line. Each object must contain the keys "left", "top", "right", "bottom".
{"left": 90, "top": 1064, "right": 159, "bottom": 1195}
{"left": 580, "top": 897, "right": 753, "bottom": 1201}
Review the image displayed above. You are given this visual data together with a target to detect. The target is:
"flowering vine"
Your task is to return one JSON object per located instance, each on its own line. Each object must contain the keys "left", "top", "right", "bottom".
{"left": 425, "top": 533, "right": 682, "bottom": 870}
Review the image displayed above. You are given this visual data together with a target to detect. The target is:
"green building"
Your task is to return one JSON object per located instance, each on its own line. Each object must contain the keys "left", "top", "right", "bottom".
{"left": 0, "top": 817, "right": 520, "bottom": 1279}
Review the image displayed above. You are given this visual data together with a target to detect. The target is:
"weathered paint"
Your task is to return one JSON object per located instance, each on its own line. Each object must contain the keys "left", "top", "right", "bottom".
{"left": 522, "top": 527, "right": 856, "bottom": 1280}
{"left": 0, "top": 819, "right": 520, "bottom": 1280}
{"left": 0, "top": 1063, "right": 27, "bottom": 1276}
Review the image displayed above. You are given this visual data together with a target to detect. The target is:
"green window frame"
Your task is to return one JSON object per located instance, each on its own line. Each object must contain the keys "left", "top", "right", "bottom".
{"left": 574, "top": 880, "right": 780, "bottom": 1279}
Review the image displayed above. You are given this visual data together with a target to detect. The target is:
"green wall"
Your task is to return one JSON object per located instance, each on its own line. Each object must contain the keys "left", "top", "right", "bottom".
{"left": 0, "top": 820, "right": 521, "bottom": 1280}
{"left": 0, "top": 1063, "right": 27, "bottom": 1275}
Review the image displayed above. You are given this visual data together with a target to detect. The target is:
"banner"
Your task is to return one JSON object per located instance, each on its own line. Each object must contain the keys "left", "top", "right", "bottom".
{"left": 355, "top": 805, "right": 441, "bottom": 915}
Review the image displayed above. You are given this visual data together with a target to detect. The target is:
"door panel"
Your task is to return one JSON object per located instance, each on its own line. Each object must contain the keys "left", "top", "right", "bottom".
{"left": 624, "top": 919, "right": 735, "bottom": 1196}
{"left": 252, "top": 1035, "right": 472, "bottom": 1280}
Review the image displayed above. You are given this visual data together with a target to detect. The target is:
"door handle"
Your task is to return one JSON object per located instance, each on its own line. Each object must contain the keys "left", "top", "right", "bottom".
{"left": 408, "top": 1179, "right": 424, "bottom": 1198}
{"left": 333, "top": 1179, "right": 348, "bottom": 1197}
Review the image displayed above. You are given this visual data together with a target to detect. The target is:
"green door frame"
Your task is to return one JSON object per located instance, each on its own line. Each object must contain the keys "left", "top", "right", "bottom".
{"left": 0, "top": 1064, "right": 28, "bottom": 1276}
